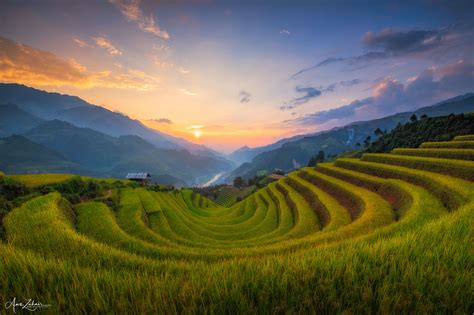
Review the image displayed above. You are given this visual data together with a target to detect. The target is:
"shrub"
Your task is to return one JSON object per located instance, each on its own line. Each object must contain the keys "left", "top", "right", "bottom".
{"left": 0, "top": 177, "right": 28, "bottom": 200}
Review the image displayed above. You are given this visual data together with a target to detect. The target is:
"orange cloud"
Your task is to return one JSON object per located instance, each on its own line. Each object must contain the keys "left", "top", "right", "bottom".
{"left": 73, "top": 38, "right": 94, "bottom": 48}
{"left": 92, "top": 36, "right": 122, "bottom": 55}
{"left": 177, "top": 66, "right": 190, "bottom": 74}
{"left": 110, "top": 0, "right": 170, "bottom": 40}
{"left": 0, "top": 36, "right": 159, "bottom": 91}
{"left": 152, "top": 55, "right": 173, "bottom": 68}
{"left": 178, "top": 88, "right": 197, "bottom": 96}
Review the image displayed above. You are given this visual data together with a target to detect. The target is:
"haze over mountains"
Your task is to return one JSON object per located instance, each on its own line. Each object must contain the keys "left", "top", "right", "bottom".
{"left": 0, "top": 83, "right": 473, "bottom": 186}
{"left": 0, "top": 83, "right": 234, "bottom": 186}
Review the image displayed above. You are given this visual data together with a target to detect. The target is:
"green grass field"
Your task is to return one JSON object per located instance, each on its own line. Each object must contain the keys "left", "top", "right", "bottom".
{"left": 1, "top": 136, "right": 473, "bottom": 313}
{"left": 10, "top": 173, "right": 132, "bottom": 188}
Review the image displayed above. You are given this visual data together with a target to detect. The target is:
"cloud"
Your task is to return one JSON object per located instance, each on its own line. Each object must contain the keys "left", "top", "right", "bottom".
{"left": 92, "top": 36, "right": 122, "bottom": 55}
{"left": 280, "top": 29, "right": 291, "bottom": 35}
{"left": 177, "top": 66, "right": 190, "bottom": 74}
{"left": 281, "top": 86, "right": 322, "bottom": 110}
{"left": 110, "top": 0, "right": 170, "bottom": 40}
{"left": 152, "top": 55, "right": 173, "bottom": 68}
{"left": 0, "top": 36, "right": 159, "bottom": 91}
{"left": 324, "top": 83, "right": 337, "bottom": 92}
{"left": 73, "top": 38, "right": 94, "bottom": 48}
{"left": 187, "top": 125, "right": 203, "bottom": 130}
{"left": 239, "top": 90, "right": 251, "bottom": 103}
{"left": 290, "top": 57, "right": 345, "bottom": 78}
{"left": 287, "top": 60, "right": 474, "bottom": 127}
{"left": 340, "top": 78, "right": 362, "bottom": 86}
{"left": 178, "top": 88, "right": 197, "bottom": 96}
{"left": 153, "top": 44, "right": 170, "bottom": 52}
{"left": 361, "top": 26, "right": 469, "bottom": 58}
{"left": 291, "top": 23, "right": 473, "bottom": 78}
{"left": 150, "top": 118, "right": 173, "bottom": 124}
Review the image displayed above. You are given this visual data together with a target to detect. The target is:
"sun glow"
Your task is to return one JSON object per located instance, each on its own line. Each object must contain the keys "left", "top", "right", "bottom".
{"left": 193, "top": 129, "right": 202, "bottom": 138}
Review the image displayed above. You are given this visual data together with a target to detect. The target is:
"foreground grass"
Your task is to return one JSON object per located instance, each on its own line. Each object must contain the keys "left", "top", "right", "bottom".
{"left": 0, "top": 202, "right": 471, "bottom": 313}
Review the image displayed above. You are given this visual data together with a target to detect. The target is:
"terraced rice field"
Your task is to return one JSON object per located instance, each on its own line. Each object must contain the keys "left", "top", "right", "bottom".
{"left": 214, "top": 185, "right": 255, "bottom": 207}
{"left": 1, "top": 136, "right": 473, "bottom": 313}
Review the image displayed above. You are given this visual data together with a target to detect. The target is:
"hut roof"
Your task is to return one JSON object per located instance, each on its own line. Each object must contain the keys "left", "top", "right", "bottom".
{"left": 126, "top": 172, "right": 151, "bottom": 180}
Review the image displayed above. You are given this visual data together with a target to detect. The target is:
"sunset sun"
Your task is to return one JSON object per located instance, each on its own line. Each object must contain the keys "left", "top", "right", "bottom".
{"left": 193, "top": 129, "right": 202, "bottom": 138}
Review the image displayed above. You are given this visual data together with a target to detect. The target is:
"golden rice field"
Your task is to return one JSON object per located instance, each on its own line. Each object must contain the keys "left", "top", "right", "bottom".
{"left": 1, "top": 135, "right": 473, "bottom": 313}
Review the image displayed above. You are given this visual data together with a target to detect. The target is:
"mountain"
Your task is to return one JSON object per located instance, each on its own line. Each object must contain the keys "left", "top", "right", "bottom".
{"left": 228, "top": 93, "right": 474, "bottom": 181}
{"left": 0, "top": 103, "right": 44, "bottom": 137}
{"left": 0, "top": 135, "right": 86, "bottom": 174}
{"left": 0, "top": 83, "right": 235, "bottom": 184}
{"left": 0, "top": 83, "right": 229, "bottom": 157}
{"left": 23, "top": 120, "right": 121, "bottom": 170}
{"left": 0, "top": 83, "right": 91, "bottom": 119}
{"left": 413, "top": 93, "right": 474, "bottom": 116}
{"left": 228, "top": 134, "right": 306, "bottom": 164}
{"left": 55, "top": 105, "right": 179, "bottom": 149}
{"left": 18, "top": 120, "right": 233, "bottom": 186}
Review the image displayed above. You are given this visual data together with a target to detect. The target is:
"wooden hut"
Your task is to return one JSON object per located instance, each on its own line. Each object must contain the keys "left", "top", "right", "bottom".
{"left": 125, "top": 172, "right": 151, "bottom": 185}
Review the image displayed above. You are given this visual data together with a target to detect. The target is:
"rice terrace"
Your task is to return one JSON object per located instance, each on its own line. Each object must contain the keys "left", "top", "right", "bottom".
{"left": 0, "top": 0, "right": 473, "bottom": 314}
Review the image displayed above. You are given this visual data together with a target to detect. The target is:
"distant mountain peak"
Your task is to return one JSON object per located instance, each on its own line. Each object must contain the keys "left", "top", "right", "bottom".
{"left": 0, "top": 83, "right": 229, "bottom": 157}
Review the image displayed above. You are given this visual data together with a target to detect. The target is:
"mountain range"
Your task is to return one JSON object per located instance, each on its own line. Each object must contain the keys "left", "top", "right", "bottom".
{"left": 226, "top": 93, "right": 474, "bottom": 181}
{"left": 0, "top": 83, "right": 234, "bottom": 186}
{"left": 1, "top": 83, "right": 473, "bottom": 186}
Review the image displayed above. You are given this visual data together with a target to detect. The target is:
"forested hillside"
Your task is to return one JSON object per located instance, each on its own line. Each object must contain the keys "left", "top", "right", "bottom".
{"left": 367, "top": 113, "right": 474, "bottom": 153}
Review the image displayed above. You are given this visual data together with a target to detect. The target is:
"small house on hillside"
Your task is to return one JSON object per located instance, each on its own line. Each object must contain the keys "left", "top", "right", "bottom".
{"left": 126, "top": 172, "right": 151, "bottom": 185}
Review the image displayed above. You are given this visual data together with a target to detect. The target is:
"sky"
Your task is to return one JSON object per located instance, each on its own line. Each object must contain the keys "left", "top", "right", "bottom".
{"left": 0, "top": 0, "right": 473, "bottom": 153}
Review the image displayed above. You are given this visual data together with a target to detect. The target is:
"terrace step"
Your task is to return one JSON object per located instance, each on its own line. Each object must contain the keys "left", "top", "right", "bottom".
{"left": 453, "top": 135, "right": 474, "bottom": 141}
{"left": 334, "top": 158, "right": 474, "bottom": 210}
{"left": 360, "top": 153, "right": 474, "bottom": 181}
{"left": 391, "top": 148, "right": 474, "bottom": 160}
{"left": 420, "top": 140, "right": 474, "bottom": 149}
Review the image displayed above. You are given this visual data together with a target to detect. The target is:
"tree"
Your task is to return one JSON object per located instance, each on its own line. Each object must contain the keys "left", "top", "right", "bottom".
{"left": 233, "top": 176, "right": 245, "bottom": 188}
{"left": 0, "top": 177, "right": 28, "bottom": 200}
{"left": 420, "top": 114, "right": 428, "bottom": 119}
{"left": 362, "top": 112, "right": 474, "bottom": 153}
{"left": 410, "top": 114, "right": 418, "bottom": 122}
{"left": 273, "top": 169, "right": 285, "bottom": 175}
{"left": 247, "top": 178, "right": 255, "bottom": 186}
{"left": 307, "top": 150, "right": 325, "bottom": 167}
{"left": 356, "top": 142, "right": 361, "bottom": 147}
{"left": 363, "top": 136, "right": 372, "bottom": 148}
{"left": 374, "top": 128, "right": 384, "bottom": 137}
{"left": 317, "top": 150, "right": 325, "bottom": 163}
